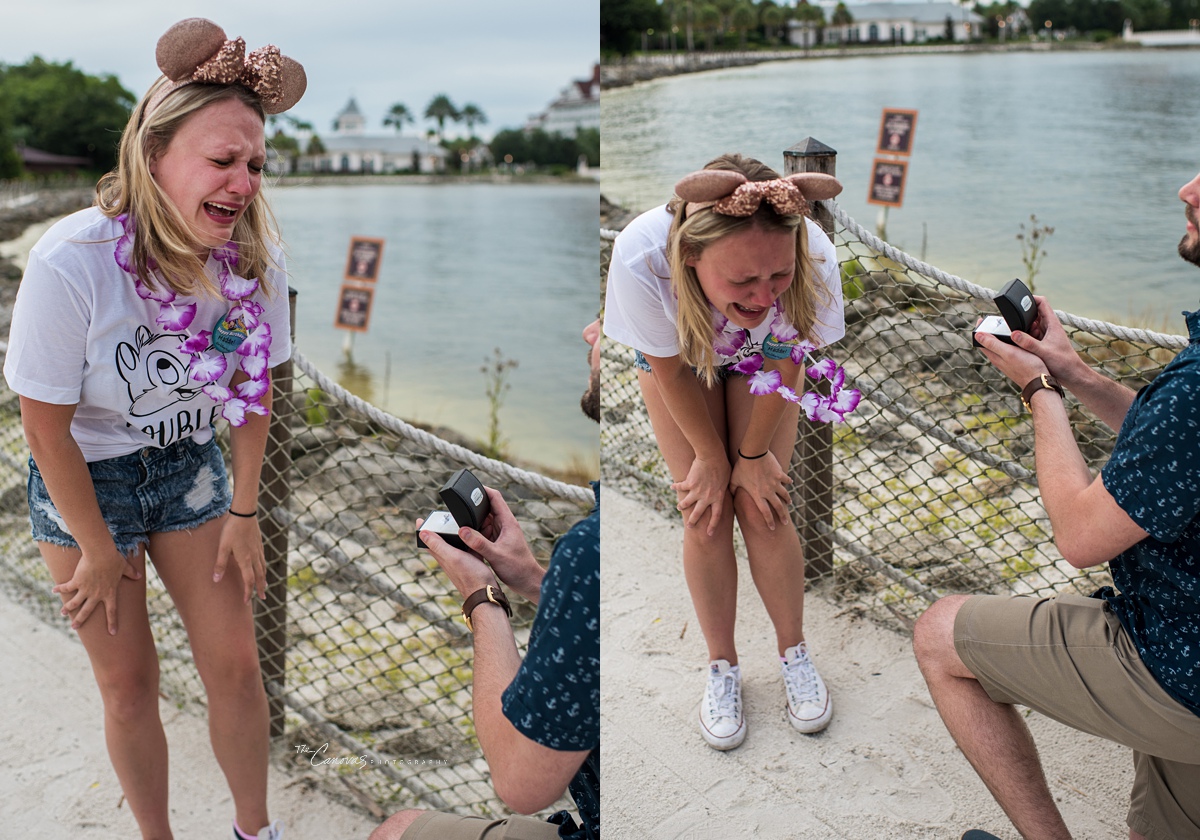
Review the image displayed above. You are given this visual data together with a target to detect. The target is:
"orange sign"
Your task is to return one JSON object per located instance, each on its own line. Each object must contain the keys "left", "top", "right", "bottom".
{"left": 867, "top": 158, "right": 908, "bottom": 208}
{"left": 876, "top": 109, "right": 918, "bottom": 156}
{"left": 334, "top": 284, "right": 374, "bottom": 332}
{"left": 344, "top": 237, "right": 385, "bottom": 282}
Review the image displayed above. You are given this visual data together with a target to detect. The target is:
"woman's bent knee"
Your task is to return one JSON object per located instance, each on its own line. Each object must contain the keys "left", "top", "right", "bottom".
{"left": 96, "top": 665, "right": 161, "bottom": 724}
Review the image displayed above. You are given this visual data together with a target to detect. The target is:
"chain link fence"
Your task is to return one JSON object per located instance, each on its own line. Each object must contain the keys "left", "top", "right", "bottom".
{"left": 600, "top": 160, "right": 1183, "bottom": 632}
{"left": 0, "top": 333, "right": 594, "bottom": 817}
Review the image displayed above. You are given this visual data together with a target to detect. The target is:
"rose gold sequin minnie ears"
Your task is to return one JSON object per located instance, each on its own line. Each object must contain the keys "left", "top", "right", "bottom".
{"left": 143, "top": 18, "right": 307, "bottom": 120}
{"left": 675, "top": 169, "right": 843, "bottom": 219}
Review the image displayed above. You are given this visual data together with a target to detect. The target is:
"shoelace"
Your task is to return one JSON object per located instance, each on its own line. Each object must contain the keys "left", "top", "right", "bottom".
{"left": 784, "top": 654, "right": 821, "bottom": 705}
{"left": 707, "top": 672, "right": 741, "bottom": 720}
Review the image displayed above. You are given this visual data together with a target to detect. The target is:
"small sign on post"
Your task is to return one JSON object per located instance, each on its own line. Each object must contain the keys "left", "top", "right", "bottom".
{"left": 334, "top": 236, "right": 385, "bottom": 344}
{"left": 876, "top": 108, "right": 918, "bottom": 157}
{"left": 344, "top": 236, "right": 384, "bottom": 282}
{"left": 334, "top": 284, "right": 374, "bottom": 332}
{"left": 868, "top": 158, "right": 908, "bottom": 208}
{"left": 868, "top": 108, "right": 917, "bottom": 235}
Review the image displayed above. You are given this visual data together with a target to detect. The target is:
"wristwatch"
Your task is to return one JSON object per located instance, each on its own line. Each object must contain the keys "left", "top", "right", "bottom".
{"left": 461, "top": 584, "right": 512, "bottom": 632}
{"left": 1021, "top": 373, "right": 1065, "bottom": 411}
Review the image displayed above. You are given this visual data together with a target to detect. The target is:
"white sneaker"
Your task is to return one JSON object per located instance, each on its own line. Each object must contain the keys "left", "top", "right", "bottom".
{"left": 699, "top": 659, "right": 746, "bottom": 750}
{"left": 234, "top": 821, "right": 283, "bottom": 840}
{"left": 781, "top": 642, "right": 832, "bottom": 733}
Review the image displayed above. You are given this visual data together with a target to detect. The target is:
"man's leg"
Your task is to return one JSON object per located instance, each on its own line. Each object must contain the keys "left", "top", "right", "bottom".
{"left": 369, "top": 810, "right": 424, "bottom": 840}
{"left": 912, "top": 595, "right": 1072, "bottom": 840}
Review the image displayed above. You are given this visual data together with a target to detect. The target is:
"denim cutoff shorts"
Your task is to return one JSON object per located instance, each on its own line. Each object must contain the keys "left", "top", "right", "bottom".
{"left": 28, "top": 435, "right": 232, "bottom": 555}
{"left": 634, "top": 349, "right": 731, "bottom": 384}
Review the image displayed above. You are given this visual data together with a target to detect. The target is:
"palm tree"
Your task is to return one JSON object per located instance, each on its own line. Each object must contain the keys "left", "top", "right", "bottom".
{"left": 459, "top": 104, "right": 488, "bottom": 139}
{"left": 761, "top": 4, "right": 784, "bottom": 44}
{"left": 383, "top": 103, "right": 414, "bottom": 136}
{"left": 697, "top": 3, "right": 721, "bottom": 49}
{"left": 730, "top": 1, "right": 757, "bottom": 48}
{"left": 424, "top": 94, "right": 460, "bottom": 143}
{"left": 793, "top": 0, "right": 826, "bottom": 46}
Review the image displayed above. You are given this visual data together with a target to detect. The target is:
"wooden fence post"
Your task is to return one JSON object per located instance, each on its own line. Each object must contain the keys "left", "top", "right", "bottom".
{"left": 257, "top": 286, "right": 296, "bottom": 738}
{"left": 783, "top": 138, "right": 836, "bottom": 579}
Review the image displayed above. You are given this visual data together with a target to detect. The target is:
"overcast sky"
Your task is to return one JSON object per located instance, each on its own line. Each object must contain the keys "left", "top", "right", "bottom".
{"left": 0, "top": 1, "right": 598, "bottom": 139}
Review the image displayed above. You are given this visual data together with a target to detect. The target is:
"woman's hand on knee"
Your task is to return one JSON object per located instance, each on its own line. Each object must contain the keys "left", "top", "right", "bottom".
{"left": 730, "top": 451, "right": 792, "bottom": 531}
{"left": 53, "top": 545, "right": 139, "bottom": 635}
{"left": 672, "top": 455, "right": 731, "bottom": 536}
{"left": 214, "top": 514, "right": 267, "bottom": 604}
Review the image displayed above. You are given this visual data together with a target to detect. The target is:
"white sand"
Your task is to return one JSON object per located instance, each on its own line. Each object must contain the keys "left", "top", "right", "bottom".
{"left": 0, "top": 585, "right": 380, "bottom": 838}
{"left": 600, "top": 487, "right": 1133, "bottom": 839}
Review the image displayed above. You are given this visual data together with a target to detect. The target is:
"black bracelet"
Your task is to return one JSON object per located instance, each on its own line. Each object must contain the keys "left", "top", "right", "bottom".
{"left": 228, "top": 508, "right": 257, "bottom": 518}
{"left": 737, "top": 449, "right": 769, "bottom": 460}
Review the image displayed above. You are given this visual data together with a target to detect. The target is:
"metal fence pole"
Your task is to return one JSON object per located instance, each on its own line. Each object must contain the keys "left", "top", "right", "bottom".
{"left": 783, "top": 138, "right": 836, "bottom": 578}
{"left": 257, "top": 286, "right": 296, "bottom": 739}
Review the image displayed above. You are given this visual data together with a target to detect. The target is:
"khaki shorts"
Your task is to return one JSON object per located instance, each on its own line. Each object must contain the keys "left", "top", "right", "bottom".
{"left": 399, "top": 811, "right": 562, "bottom": 840}
{"left": 954, "top": 594, "right": 1200, "bottom": 840}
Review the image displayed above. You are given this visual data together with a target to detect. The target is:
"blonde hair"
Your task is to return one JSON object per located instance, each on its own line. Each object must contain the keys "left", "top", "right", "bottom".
{"left": 95, "top": 79, "right": 280, "bottom": 299}
{"left": 666, "top": 153, "right": 829, "bottom": 386}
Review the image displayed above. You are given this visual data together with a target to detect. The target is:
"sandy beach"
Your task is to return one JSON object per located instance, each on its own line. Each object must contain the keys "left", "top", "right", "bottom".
{"left": 600, "top": 486, "right": 1134, "bottom": 839}
{"left": 0, "top": 583, "right": 381, "bottom": 837}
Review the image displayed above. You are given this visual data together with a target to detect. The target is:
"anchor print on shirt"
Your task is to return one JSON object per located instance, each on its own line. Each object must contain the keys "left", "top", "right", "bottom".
{"left": 116, "top": 325, "right": 218, "bottom": 447}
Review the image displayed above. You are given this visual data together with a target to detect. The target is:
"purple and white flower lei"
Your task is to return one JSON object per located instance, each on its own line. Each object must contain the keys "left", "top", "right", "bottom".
{"left": 715, "top": 301, "right": 861, "bottom": 424}
{"left": 114, "top": 214, "right": 272, "bottom": 426}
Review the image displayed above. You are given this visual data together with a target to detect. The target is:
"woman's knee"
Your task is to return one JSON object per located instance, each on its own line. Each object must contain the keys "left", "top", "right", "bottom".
{"left": 96, "top": 660, "right": 161, "bottom": 724}
{"left": 196, "top": 638, "right": 265, "bottom": 700}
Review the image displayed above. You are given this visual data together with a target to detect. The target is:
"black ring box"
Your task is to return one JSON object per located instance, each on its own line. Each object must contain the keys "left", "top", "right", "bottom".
{"left": 973, "top": 278, "right": 1036, "bottom": 346}
{"left": 417, "top": 468, "right": 491, "bottom": 551}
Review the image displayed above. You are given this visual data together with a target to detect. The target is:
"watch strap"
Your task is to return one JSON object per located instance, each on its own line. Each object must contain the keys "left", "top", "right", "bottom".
{"left": 462, "top": 584, "right": 512, "bottom": 632}
{"left": 1021, "top": 373, "right": 1065, "bottom": 411}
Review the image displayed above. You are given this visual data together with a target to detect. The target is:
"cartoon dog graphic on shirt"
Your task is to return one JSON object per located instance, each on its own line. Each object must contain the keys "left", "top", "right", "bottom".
{"left": 117, "top": 325, "right": 201, "bottom": 417}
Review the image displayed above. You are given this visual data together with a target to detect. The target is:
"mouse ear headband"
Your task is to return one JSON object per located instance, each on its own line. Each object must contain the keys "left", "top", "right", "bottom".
{"left": 142, "top": 18, "right": 307, "bottom": 121}
{"left": 674, "top": 169, "right": 843, "bottom": 219}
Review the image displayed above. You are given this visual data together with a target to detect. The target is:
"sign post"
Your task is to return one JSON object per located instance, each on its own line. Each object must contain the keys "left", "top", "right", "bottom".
{"left": 867, "top": 108, "right": 918, "bottom": 238}
{"left": 334, "top": 236, "right": 385, "bottom": 353}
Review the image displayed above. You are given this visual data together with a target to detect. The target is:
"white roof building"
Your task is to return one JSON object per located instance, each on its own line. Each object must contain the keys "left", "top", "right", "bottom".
{"left": 302, "top": 98, "right": 448, "bottom": 174}
{"left": 793, "top": 2, "right": 986, "bottom": 45}
{"left": 525, "top": 65, "right": 599, "bottom": 138}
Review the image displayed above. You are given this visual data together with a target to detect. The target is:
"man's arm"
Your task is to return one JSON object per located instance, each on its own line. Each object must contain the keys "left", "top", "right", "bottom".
{"left": 418, "top": 527, "right": 589, "bottom": 813}
{"left": 976, "top": 316, "right": 1148, "bottom": 568}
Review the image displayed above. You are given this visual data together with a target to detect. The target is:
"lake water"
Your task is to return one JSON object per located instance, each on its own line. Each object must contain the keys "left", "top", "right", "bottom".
{"left": 601, "top": 49, "right": 1200, "bottom": 330}
{"left": 270, "top": 182, "right": 599, "bottom": 473}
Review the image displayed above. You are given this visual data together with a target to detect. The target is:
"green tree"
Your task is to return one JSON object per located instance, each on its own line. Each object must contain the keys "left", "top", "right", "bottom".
{"left": 794, "top": 0, "right": 827, "bottom": 43}
{"left": 489, "top": 128, "right": 591, "bottom": 170}
{"left": 730, "top": 2, "right": 758, "bottom": 47}
{"left": 601, "top": 0, "right": 664, "bottom": 55}
{"left": 575, "top": 128, "right": 599, "bottom": 167}
{"left": 383, "top": 102, "right": 414, "bottom": 135}
{"left": 697, "top": 3, "right": 722, "bottom": 49}
{"left": 761, "top": 4, "right": 785, "bottom": 44}
{"left": 1168, "top": 0, "right": 1200, "bottom": 28}
{"left": 0, "top": 57, "right": 134, "bottom": 172}
{"left": 831, "top": 2, "right": 854, "bottom": 25}
{"left": 459, "top": 103, "right": 488, "bottom": 139}
{"left": 1121, "top": 0, "right": 1169, "bottom": 30}
{"left": 424, "top": 94, "right": 459, "bottom": 143}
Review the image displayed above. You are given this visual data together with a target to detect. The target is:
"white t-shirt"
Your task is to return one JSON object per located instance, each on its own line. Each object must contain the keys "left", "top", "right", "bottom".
{"left": 4, "top": 208, "right": 293, "bottom": 461}
{"left": 603, "top": 204, "right": 845, "bottom": 364}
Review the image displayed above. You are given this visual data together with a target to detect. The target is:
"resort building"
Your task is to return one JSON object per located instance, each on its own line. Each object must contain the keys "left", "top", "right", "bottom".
{"left": 303, "top": 98, "right": 448, "bottom": 175}
{"left": 524, "top": 64, "right": 600, "bottom": 138}
{"left": 795, "top": 2, "right": 985, "bottom": 45}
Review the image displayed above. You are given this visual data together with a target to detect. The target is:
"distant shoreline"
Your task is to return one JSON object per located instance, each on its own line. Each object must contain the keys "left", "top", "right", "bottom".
{"left": 601, "top": 40, "right": 1199, "bottom": 89}
{"left": 274, "top": 173, "right": 597, "bottom": 188}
